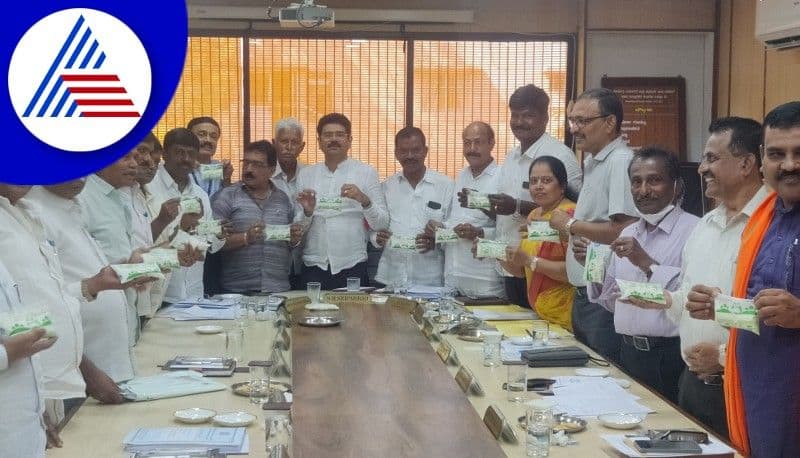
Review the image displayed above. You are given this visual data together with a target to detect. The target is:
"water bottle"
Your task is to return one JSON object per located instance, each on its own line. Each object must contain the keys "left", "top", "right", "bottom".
{"left": 526, "top": 399, "right": 554, "bottom": 457}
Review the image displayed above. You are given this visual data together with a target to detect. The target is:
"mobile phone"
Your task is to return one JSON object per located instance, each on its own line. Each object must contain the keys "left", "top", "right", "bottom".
{"left": 633, "top": 439, "right": 702, "bottom": 454}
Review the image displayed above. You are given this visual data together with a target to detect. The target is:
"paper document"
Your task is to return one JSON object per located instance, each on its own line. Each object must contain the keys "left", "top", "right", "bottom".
{"left": 123, "top": 427, "right": 248, "bottom": 454}
{"left": 550, "top": 376, "right": 654, "bottom": 417}
{"left": 156, "top": 305, "right": 235, "bottom": 321}
{"left": 119, "top": 371, "right": 227, "bottom": 401}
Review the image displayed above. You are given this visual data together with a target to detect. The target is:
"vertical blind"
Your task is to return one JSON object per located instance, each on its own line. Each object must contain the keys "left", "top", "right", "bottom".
{"left": 154, "top": 36, "right": 569, "bottom": 181}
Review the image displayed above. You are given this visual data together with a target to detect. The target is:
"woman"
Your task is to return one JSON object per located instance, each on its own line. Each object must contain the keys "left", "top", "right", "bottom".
{"left": 500, "top": 155, "right": 577, "bottom": 331}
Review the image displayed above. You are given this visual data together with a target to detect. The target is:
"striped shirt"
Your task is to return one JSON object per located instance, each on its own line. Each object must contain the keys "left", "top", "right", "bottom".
{"left": 212, "top": 183, "right": 295, "bottom": 293}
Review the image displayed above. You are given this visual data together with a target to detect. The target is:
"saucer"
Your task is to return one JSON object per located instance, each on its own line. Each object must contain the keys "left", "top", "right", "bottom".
{"left": 213, "top": 411, "right": 256, "bottom": 427}
{"left": 597, "top": 413, "right": 644, "bottom": 429}
{"left": 174, "top": 408, "right": 216, "bottom": 424}
{"left": 195, "top": 325, "right": 224, "bottom": 334}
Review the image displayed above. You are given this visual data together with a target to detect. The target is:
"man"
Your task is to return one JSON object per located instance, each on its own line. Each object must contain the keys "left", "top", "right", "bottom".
{"left": 272, "top": 117, "right": 307, "bottom": 290}
{"left": 489, "top": 84, "right": 582, "bottom": 308}
{"left": 628, "top": 117, "right": 767, "bottom": 438}
{"left": 294, "top": 113, "right": 389, "bottom": 289}
{"left": 696, "top": 101, "right": 800, "bottom": 456}
{"left": 373, "top": 127, "right": 453, "bottom": 287}
{"left": 433, "top": 121, "right": 504, "bottom": 298}
{"left": 588, "top": 147, "right": 698, "bottom": 403}
{"left": 0, "top": 260, "right": 56, "bottom": 457}
{"left": 23, "top": 181, "right": 137, "bottom": 385}
{"left": 0, "top": 183, "right": 133, "bottom": 427}
{"left": 212, "top": 140, "right": 309, "bottom": 293}
{"left": 549, "top": 88, "right": 638, "bottom": 362}
{"left": 148, "top": 128, "right": 226, "bottom": 303}
{"left": 188, "top": 116, "right": 233, "bottom": 197}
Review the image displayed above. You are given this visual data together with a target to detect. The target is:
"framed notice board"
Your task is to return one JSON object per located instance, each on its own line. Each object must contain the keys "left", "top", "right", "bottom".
{"left": 600, "top": 76, "right": 686, "bottom": 160}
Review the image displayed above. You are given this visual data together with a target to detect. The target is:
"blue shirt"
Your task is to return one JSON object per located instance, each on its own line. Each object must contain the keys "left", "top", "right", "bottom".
{"left": 740, "top": 198, "right": 800, "bottom": 457}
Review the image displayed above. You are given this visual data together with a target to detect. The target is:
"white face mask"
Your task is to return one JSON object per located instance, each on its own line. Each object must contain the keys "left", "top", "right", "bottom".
{"left": 636, "top": 204, "right": 675, "bottom": 226}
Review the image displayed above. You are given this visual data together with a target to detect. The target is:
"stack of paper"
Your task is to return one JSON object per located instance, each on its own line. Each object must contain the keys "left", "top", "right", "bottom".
{"left": 119, "top": 371, "right": 227, "bottom": 401}
{"left": 123, "top": 427, "right": 249, "bottom": 455}
{"left": 173, "top": 297, "right": 239, "bottom": 308}
{"left": 550, "top": 376, "right": 654, "bottom": 417}
{"left": 157, "top": 306, "right": 235, "bottom": 321}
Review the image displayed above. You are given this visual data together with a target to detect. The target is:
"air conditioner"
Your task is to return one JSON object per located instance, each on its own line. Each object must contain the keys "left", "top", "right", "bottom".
{"left": 756, "top": 0, "right": 800, "bottom": 49}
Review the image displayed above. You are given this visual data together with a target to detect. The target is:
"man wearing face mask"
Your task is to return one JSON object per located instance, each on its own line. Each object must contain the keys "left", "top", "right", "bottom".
{"left": 587, "top": 147, "right": 699, "bottom": 402}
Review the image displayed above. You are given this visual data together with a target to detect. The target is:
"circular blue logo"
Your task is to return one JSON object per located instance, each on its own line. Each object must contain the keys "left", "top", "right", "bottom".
{"left": 2, "top": 1, "right": 187, "bottom": 184}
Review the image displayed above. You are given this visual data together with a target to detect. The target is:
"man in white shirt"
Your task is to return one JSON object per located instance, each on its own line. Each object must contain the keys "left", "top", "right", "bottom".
{"left": 373, "top": 127, "right": 454, "bottom": 287}
{"left": 295, "top": 113, "right": 389, "bottom": 289}
{"left": 0, "top": 259, "right": 55, "bottom": 457}
{"left": 433, "top": 122, "right": 504, "bottom": 298}
{"left": 23, "top": 182, "right": 137, "bottom": 384}
{"left": 488, "top": 84, "right": 582, "bottom": 308}
{"left": 148, "top": 128, "right": 226, "bottom": 303}
{"left": 0, "top": 183, "right": 135, "bottom": 424}
{"left": 272, "top": 117, "right": 307, "bottom": 290}
{"left": 627, "top": 117, "right": 767, "bottom": 438}
{"left": 549, "top": 88, "right": 639, "bottom": 363}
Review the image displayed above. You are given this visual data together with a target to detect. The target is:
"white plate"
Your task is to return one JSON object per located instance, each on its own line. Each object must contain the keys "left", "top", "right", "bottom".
{"left": 612, "top": 378, "right": 631, "bottom": 389}
{"left": 305, "top": 302, "right": 339, "bottom": 311}
{"left": 575, "top": 368, "right": 610, "bottom": 377}
{"left": 597, "top": 413, "right": 644, "bottom": 429}
{"left": 509, "top": 336, "right": 534, "bottom": 346}
{"left": 195, "top": 325, "right": 224, "bottom": 334}
{"left": 174, "top": 408, "right": 216, "bottom": 424}
{"left": 370, "top": 294, "right": 389, "bottom": 304}
{"left": 213, "top": 411, "right": 256, "bottom": 427}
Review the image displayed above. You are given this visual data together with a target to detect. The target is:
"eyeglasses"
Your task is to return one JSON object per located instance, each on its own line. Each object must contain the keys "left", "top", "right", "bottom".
{"left": 567, "top": 114, "right": 609, "bottom": 129}
{"left": 240, "top": 159, "right": 269, "bottom": 168}
{"left": 320, "top": 131, "right": 349, "bottom": 140}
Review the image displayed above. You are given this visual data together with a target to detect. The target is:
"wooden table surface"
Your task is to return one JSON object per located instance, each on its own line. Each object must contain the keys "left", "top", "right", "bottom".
{"left": 291, "top": 303, "right": 505, "bottom": 458}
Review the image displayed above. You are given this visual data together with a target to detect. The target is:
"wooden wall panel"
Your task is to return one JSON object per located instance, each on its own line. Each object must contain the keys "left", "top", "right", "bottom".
{"left": 716, "top": 0, "right": 732, "bottom": 117}
{"left": 586, "top": 0, "right": 716, "bottom": 30}
{"left": 728, "top": 0, "right": 766, "bottom": 120}
{"left": 764, "top": 48, "right": 800, "bottom": 112}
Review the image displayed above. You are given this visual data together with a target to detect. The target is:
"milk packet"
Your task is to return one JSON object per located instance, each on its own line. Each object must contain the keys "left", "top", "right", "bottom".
{"left": 476, "top": 238, "right": 508, "bottom": 260}
{"left": 435, "top": 228, "right": 459, "bottom": 244}
{"left": 616, "top": 278, "right": 667, "bottom": 304}
{"left": 199, "top": 163, "right": 224, "bottom": 181}
{"left": 527, "top": 221, "right": 560, "bottom": 242}
{"left": 111, "top": 263, "right": 164, "bottom": 283}
{"left": 170, "top": 230, "right": 210, "bottom": 253}
{"left": 584, "top": 242, "right": 612, "bottom": 283}
{"left": 195, "top": 219, "right": 222, "bottom": 237}
{"left": 389, "top": 235, "right": 417, "bottom": 250}
{"left": 714, "top": 294, "right": 760, "bottom": 335}
{"left": 466, "top": 190, "right": 491, "bottom": 210}
{"left": 317, "top": 197, "right": 343, "bottom": 211}
{"left": 142, "top": 248, "right": 180, "bottom": 270}
{"left": 0, "top": 308, "right": 57, "bottom": 338}
{"left": 179, "top": 197, "right": 202, "bottom": 215}
{"left": 264, "top": 224, "right": 291, "bottom": 241}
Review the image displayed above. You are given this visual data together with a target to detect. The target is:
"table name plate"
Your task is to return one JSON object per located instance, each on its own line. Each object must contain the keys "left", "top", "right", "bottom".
{"left": 455, "top": 365, "right": 484, "bottom": 396}
{"left": 483, "top": 405, "right": 518, "bottom": 444}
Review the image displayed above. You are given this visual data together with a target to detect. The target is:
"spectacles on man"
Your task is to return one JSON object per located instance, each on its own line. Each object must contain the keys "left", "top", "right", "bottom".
{"left": 240, "top": 159, "right": 269, "bottom": 168}
{"left": 567, "top": 114, "right": 609, "bottom": 129}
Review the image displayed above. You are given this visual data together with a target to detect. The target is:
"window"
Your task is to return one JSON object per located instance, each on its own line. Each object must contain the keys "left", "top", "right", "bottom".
{"left": 154, "top": 35, "right": 570, "bottom": 181}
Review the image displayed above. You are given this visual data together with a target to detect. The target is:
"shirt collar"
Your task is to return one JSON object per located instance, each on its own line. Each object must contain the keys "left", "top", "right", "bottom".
{"left": 634, "top": 206, "right": 683, "bottom": 236}
{"left": 708, "top": 185, "right": 770, "bottom": 229}
{"left": 586, "top": 136, "right": 626, "bottom": 163}
{"left": 521, "top": 133, "right": 550, "bottom": 159}
{"left": 273, "top": 161, "right": 304, "bottom": 180}
{"left": 397, "top": 168, "right": 435, "bottom": 186}
{"left": 468, "top": 160, "right": 498, "bottom": 179}
{"left": 157, "top": 164, "right": 182, "bottom": 192}
{"left": 89, "top": 173, "right": 117, "bottom": 196}
{"left": 775, "top": 195, "right": 800, "bottom": 215}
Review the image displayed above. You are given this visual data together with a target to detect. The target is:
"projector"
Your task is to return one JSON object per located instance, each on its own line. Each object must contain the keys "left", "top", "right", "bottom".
{"left": 279, "top": 3, "right": 334, "bottom": 28}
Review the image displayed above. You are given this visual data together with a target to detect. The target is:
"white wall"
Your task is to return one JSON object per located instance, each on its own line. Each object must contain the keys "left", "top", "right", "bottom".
{"left": 585, "top": 32, "right": 715, "bottom": 162}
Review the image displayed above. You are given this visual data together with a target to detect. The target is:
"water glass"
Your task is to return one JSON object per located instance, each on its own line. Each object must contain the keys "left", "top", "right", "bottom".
{"left": 225, "top": 327, "right": 244, "bottom": 363}
{"left": 346, "top": 277, "right": 361, "bottom": 292}
{"left": 507, "top": 364, "right": 528, "bottom": 402}
{"left": 306, "top": 282, "right": 321, "bottom": 303}
{"left": 526, "top": 399, "right": 554, "bottom": 457}
{"left": 532, "top": 320, "right": 550, "bottom": 346}
{"left": 482, "top": 331, "right": 502, "bottom": 367}
{"left": 248, "top": 362, "right": 271, "bottom": 405}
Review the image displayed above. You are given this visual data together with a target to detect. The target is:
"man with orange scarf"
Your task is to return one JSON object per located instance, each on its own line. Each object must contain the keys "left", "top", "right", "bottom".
{"left": 693, "top": 101, "right": 800, "bottom": 456}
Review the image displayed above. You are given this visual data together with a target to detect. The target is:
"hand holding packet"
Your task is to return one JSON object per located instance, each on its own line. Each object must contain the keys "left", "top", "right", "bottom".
{"left": 0, "top": 308, "right": 57, "bottom": 338}
{"left": 616, "top": 278, "right": 667, "bottom": 304}
{"left": 714, "top": 294, "right": 760, "bottom": 335}
{"left": 476, "top": 238, "right": 508, "bottom": 260}
{"left": 388, "top": 235, "right": 417, "bottom": 250}
{"left": 195, "top": 219, "right": 222, "bottom": 237}
{"left": 317, "top": 197, "right": 343, "bottom": 211}
{"left": 179, "top": 197, "right": 202, "bottom": 215}
{"left": 466, "top": 190, "right": 491, "bottom": 210}
{"left": 527, "top": 221, "right": 560, "bottom": 242}
{"left": 111, "top": 263, "right": 165, "bottom": 283}
{"left": 142, "top": 248, "right": 181, "bottom": 270}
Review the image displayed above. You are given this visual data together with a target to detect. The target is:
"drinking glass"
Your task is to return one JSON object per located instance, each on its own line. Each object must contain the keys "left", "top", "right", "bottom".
{"left": 346, "top": 277, "right": 360, "bottom": 292}
{"left": 225, "top": 327, "right": 244, "bottom": 363}
{"left": 248, "top": 362, "right": 271, "bottom": 405}
{"left": 306, "top": 282, "right": 321, "bottom": 303}
{"left": 507, "top": 364, "right": 528, "bottom": 402}
{"left": 482, "top": 331, "right": 502, "bottom": 367}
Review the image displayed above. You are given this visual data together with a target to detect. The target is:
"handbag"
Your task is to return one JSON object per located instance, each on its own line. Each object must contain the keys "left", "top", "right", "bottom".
{"left": 520, "top": 345, "right": 590, "bottom": 367}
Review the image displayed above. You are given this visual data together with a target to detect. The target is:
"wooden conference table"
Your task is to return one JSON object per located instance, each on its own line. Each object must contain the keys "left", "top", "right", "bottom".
{"left": 49, "top": 293, "right": 735, "bottom": 457}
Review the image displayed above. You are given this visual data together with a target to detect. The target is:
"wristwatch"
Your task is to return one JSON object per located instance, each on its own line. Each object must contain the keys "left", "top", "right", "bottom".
{"left": 564, "top": 217, "right": 577, "bottom": 235}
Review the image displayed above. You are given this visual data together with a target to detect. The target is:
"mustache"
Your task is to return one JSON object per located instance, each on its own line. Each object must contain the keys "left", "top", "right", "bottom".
{"left": 200, "top": 141, "right": 214, "bottom": 149}
{"left": 777, "top": 170, "right": 800, "bottom": 181}
{"left": 326, "top": 141, "right": 342, "bottom": 148}
{"left": 243, "top": 172, "right": 255, "bottom": 180}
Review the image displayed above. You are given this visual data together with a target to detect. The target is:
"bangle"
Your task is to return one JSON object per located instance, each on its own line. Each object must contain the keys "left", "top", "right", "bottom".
{"left": 515, "top": 199, "right": 521, "bottom": 215}
{"left": 565, "top": 217, "right": 577, "bottom": 235}
{"left": 243, "top": 232, "right": 249, "bottom": 246}
{"left": 529, "top": 256, "right": 539, "bottom": 272}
